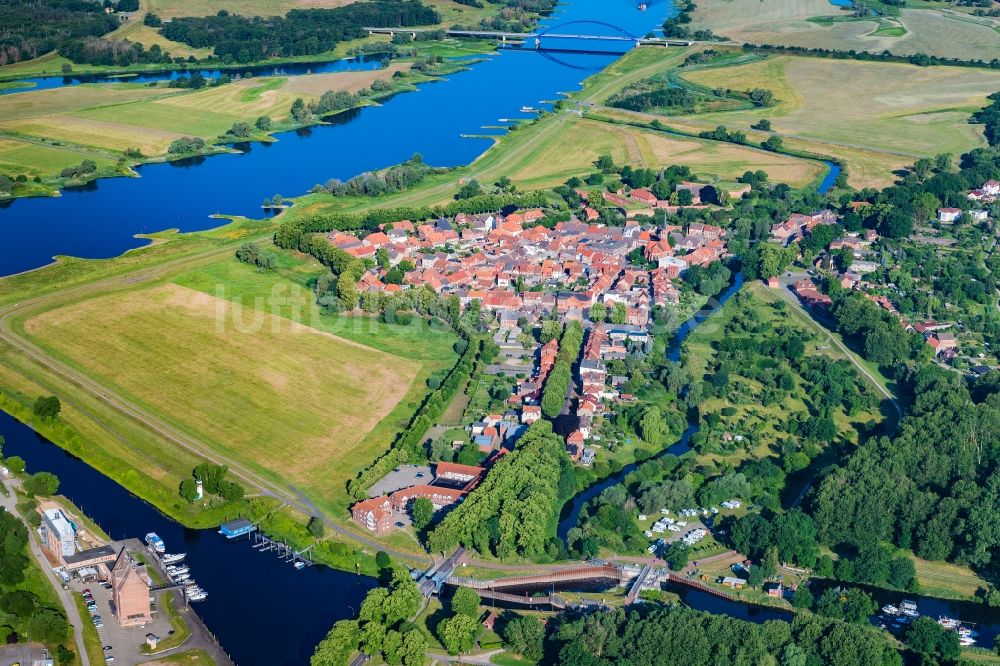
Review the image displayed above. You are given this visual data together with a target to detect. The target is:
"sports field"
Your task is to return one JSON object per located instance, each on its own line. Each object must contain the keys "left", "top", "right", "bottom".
{"left": 691, "top": 0, "right": 1000, "bottom": 60}
{"left": 21, "top": 277, "right": 448, "bottom": 504}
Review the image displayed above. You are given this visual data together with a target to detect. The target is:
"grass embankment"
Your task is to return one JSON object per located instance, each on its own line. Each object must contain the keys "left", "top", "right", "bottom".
{"left": 141, "top": 592, "right": 192, "bottom": 654}
{"left": 689, "top": 0, "right": 1000, "bottom": 60}
{"left": 142, "top": 649, "right": 217, "bottom": 666}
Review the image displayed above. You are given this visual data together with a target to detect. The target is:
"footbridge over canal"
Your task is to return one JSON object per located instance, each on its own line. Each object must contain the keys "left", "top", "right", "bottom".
{"left": 434, "top": 559, "right": 664, "bottom": 608}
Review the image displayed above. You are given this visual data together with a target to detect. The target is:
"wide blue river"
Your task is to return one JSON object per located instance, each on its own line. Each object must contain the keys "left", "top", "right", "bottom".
{"left": 0, "top": 0, "right": 678, "bottom": 276}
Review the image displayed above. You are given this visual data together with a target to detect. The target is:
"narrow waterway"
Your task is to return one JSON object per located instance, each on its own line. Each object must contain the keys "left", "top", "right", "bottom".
{"left": 557, "top": 272, "right": 745, "bottom": 540}
{"left": 0, "top": 55, "right": 388, "bottom": 97}
{"left": 0, "top": 410, "right": 376, "bottom": 666}
{"left": 809, "top": 580, "right": 999, "bottom": 649}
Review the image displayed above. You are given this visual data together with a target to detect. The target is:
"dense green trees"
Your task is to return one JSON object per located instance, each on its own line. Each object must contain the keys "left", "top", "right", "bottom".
{"left": 814, "top": 587, "right": 877, "bottom": 624}
{"left": 812, "top": 364, "right": 1000, "bottom": 576}
{"left": 178, "top": 462, "right": 244, "bottom": 503}
{"left": 541, "top": 361, "right": 571, "bottom": 418}
{"left": 728, "top": 509, "right": 819, "bottom": 569}
{"left": 904, "top": 616, "right": 960, "bottom": 661}
{"left": 550, "top": 605, "right": 900, "bottom": 666}
{"left": 162, "top": 1, "right": 439, "bottom": 62}
{"left": 427, "top": 421, "right": 568, "bottom": 559}
{"left": 0, "top": 0, "right": 118, "bottom": 66}
{"left": 32, "top": 396, "right": 60, "bottom": 421}
{"left": 410, "top": 497, "right": 434, "bottom": 532}
{"left": 502, "top": 614, "right": 545, "bottom": 661}
{"left": 22, "top": 472, "right": 59, "bottom": 498}
{"left": 0, "top": 512, "right": 69, "bottom": 650}
{"left": 311, "top": 569, "right": 424, "bottom": 666}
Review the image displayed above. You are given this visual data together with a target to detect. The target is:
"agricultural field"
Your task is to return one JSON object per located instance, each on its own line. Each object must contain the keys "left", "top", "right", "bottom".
{"left": 691, "top": 0, "right": 1000, "bottom": 60}
{"left": 675, "top": 55, "right": 1000, "bottom": 159}
{"left": 19, "top": 255, "right": 456, "bottom": 511}
{"left": 473, "top": 114, "right": 826, "bottom": 190}
{"left": 0, "top": 138, "right": 116, "bottom": 180}
{"left": 0, "top": 65, "right": 407, "bottom": 176}
{"left": 584, "top": 49, "right": 1000, "bottom": 187}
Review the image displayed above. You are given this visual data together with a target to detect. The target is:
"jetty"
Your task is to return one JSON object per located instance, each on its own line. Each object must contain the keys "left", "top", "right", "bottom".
{"left": 249, "top": 531, "right": 315, "bottom": 568}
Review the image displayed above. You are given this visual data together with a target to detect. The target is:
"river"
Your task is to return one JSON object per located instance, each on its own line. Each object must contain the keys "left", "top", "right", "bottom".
{"left": 0, "top": 1, "right": 678, "bottom": 663}
{"left": 0, "top": 0, "right": 680, "bottom": 277}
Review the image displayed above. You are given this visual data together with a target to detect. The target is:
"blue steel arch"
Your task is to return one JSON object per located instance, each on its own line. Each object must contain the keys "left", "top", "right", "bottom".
{"left": 534, "top": 19, "right": 638, "bottom": 40}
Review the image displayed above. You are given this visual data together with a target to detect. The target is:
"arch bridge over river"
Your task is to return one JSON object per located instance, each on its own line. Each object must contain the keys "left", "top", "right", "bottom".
{"left": 364, "top": 20, "right": 696, "bottom": 52}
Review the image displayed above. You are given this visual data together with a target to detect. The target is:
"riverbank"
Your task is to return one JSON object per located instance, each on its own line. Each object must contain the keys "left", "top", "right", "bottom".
{"left": 0, "top": 52, "right": 484, "bottom": 202}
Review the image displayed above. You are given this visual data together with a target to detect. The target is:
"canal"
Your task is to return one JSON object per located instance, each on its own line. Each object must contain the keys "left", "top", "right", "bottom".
{"left": 0, "top": 410, "right": 376, "bottom": 666}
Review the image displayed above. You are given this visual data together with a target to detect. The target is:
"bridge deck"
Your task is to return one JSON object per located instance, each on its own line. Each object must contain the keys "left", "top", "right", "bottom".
{"left": 450, "top": 563, "right": 625, "bottom": 591}
{"left": 625, "top": 564, "right": 652, "bottom": 604}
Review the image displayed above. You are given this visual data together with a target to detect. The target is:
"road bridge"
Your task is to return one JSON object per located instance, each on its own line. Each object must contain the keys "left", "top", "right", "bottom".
{"left": 363, "top": 27, "right": 693, "bottom": 50}
{"left": 418, "top": 547, "right": 466, "bottom": 596}
{"left": 449, "top": 562, "right": 626, "bottom": 590}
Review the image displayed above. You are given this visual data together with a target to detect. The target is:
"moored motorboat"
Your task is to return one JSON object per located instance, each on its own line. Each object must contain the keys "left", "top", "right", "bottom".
{"left": 144, "top": 533, "right": 165, "bottom": 553}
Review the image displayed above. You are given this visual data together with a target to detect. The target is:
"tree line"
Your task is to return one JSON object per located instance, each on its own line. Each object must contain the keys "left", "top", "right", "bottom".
{"left": 161, "top": 1, "right": 439, "bottom": 63}
{"left": 0, "top": 0, "right": 118, "bottom": 66}
{"left": 426, "top": 420, "right": 571, "bottom": 559}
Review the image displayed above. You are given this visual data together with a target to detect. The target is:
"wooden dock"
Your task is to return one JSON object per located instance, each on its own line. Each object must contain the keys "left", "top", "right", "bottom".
{"left": 251, "top": 532, "right": 315, "bottom": 568}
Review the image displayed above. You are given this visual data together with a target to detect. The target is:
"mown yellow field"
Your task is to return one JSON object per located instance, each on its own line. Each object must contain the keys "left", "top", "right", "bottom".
{"left": 281, "top": 62, "right": 411, "bottom": 96}
{"left": 677, "top": 55, "right": 1000, "bottom": 158}
{"left": 23, "top": 283, "right": 420, "bottom": 490}
{"left": 692, "top": 0, "right": 1000, "bottom": 60}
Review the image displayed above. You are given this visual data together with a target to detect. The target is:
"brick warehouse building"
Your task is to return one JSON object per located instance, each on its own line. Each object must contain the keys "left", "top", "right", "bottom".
{"left": 110, "top": 550, "right": 152, "bottom": 626}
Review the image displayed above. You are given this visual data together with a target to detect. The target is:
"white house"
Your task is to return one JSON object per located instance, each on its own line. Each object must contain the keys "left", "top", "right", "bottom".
{"left": 938, "top": 208, "right": 962, "bottom": 223}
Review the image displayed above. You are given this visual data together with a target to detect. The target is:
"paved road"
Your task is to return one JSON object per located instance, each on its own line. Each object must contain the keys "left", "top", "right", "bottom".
{"left": 0, "top": 477, "right": 90, "bottom": 666}
{"left": 774, "top": 273, "right": 902, "bottom": 424}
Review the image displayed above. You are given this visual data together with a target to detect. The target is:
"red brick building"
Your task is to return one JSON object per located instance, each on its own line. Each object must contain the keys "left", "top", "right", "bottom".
{"left": 351, "top": 497, "right": 395, "bottom": 535}
{"left": 110, "top": 550, "right": 152, "bottom": 627}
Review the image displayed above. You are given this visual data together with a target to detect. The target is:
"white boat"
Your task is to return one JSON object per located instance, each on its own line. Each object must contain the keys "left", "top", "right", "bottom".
{"left": 899, "top": 600, "right": 919, "bottom": 616}
{"left": 188, "top": 592, "right": 207, "bottom": 602}
{"left": 145, "top": 533, "right": 165, "bottom": 553}
{"left": 520, "top": 106, "right": 535, "bottom": 113}
{"left": 881, "top": 605, "right": 899, "bottom": 615}
{"left": 162, "top": 553, "right": 185, "bottom": 564}
{"left": 294, "top": 561, "right": 306, "bottom": 570}
{"left": 937, "top": 616, "right": 959, "bottom": 629}
{"left": 959, "top": 636, "right": 976, "bottom": 646}
{"left": 171, "top": 573, "right": 190, "bottom": 582}
{"left": 957, "top": 626, "right": 977, "bottom": 638}
{"left": 166, "top": 564, "right": 189, "bottom": 573}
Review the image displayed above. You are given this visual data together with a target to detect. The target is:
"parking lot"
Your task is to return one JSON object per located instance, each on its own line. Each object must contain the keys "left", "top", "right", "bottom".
{"left": 367, "top": 464, "right": 432, "bottom": 497}
{"left": 0, "top": 644, "right": 49, "bottom": 666}
{"left": 69, "top": 577, "right": 174, "bottom": 665}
